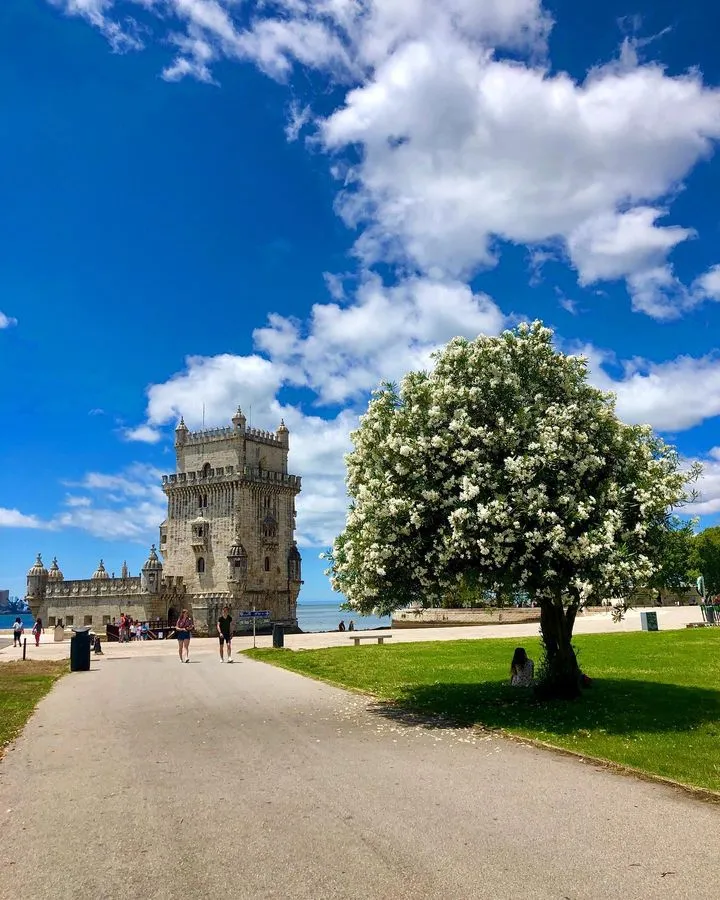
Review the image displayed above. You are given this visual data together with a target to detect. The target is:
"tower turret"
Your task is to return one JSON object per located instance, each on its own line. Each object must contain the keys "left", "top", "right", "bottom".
{"left": 227, "top": 538, "right": 248, "bottom": 595}
{"left": 25, "top": 553, "right": 49, "bottom": 614}
{"left": 232, "top": 406, "right": 246, "bottom": 432}
{"left": 276, "top": 418, "right": 289, "bottom": 448}
{"left": 48, "top": 557, "right": 64, "bottom": 582}
{"left": 92, "top": 560, "right": 109, "bottom": 580}
{"left": 175, "top": 416, "right": 189, "bottom": 448}
{"left": 141, "top": 544, "right": 163, "bottom": 594}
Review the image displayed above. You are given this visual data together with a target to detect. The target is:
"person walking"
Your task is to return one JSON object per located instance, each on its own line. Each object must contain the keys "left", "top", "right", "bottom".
{"left": 12, "top": 617, "right": 24, "bottom": 648}
{"left": 31, "top": 616, "right": 44, "bottom": 647}
{"left": 175, "top": 609, "right": 193, "bottom": 663}
{"left": 217, "top": 606, "right": 233, "bottom": 663}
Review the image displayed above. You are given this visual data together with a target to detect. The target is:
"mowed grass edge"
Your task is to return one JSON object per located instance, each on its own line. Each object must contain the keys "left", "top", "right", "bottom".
{"left": 246, "top": 629, "right": 720, "bottom": 793}
{"left": 0, "top": 661, "right": 69, "bottom": 758}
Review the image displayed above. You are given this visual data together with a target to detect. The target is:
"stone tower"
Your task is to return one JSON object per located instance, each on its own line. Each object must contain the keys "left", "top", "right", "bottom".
{"left": 160, "top": 408, "right": 302, "bottom": 632}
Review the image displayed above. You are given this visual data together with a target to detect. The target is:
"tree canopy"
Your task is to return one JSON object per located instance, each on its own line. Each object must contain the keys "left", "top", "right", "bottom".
{"left": 693, "top": 526, "right": 720, "bottom": 596}
{"left": 328, "top": 322, "right": 698, "bottom": 694}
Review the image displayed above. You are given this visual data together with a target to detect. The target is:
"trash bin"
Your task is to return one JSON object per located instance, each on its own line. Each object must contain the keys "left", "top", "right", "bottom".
{"left": 272, "top": 623, "right": 285, "bottom": 648}
{"left": 70, "top": 626, "right": 92, "bottom": 671}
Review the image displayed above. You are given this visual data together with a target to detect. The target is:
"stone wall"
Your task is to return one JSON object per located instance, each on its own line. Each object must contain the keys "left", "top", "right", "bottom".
{"left": 392, "top": 608, "right": 542, "bottom": 628}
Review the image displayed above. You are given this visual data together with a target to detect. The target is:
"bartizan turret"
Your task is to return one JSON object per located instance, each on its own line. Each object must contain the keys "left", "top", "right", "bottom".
{"left": 141, "top": 544, "right": 163, "bottom": 594}
{"left": 25, "top": 553, "right": 49, "bottom": 617}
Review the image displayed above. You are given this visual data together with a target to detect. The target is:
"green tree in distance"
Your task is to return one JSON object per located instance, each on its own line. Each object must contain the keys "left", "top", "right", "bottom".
{"left": 693, "top": 526, "right": 720, "bottom": 597}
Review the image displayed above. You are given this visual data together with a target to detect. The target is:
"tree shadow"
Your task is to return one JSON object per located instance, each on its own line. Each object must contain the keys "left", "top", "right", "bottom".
{"left": 364, "top": 679, "right": 720, "bottom": 737}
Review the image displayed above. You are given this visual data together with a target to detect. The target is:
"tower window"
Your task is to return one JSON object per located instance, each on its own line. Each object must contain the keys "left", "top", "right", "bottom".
{"left": 264, "top": 556, "right": 270, "bottom": 572}
{"left": 202, "top": 463, "right": 211, "bottom": 478}
{"left": 199, "top": 494, "right": 208, "bottom": 509}
{"left": 197, "top": 557, "right": 205, "bottom": 574}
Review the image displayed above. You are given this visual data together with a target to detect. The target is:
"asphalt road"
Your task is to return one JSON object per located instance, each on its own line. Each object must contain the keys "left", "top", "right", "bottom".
{"left": 0, "top": 648, "right": 717, "bottom": 900}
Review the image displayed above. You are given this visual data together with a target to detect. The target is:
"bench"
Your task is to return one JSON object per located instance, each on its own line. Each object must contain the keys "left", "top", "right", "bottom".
{"left": 348, "top": 634, "right": 393, "bottom": 646}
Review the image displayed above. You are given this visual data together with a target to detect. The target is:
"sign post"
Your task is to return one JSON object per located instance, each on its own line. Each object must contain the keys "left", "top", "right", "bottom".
{"left": 640, "top": 611, "right": 659, "bottom": 632}
{"left": 235, "top": 609, "right": 271, "bottom": 645}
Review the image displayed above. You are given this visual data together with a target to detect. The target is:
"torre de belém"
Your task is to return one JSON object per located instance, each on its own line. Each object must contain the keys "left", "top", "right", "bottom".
{"left": 25, "top": 408, "right": 303, "bottom": 634}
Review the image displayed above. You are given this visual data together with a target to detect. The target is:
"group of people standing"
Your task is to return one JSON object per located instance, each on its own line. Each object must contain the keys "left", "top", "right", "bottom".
{"left": 115, "top": 614, "right": 151, "bottom": 642}
{"left": 12, "top": 616, "right": 43, "bottom": 648}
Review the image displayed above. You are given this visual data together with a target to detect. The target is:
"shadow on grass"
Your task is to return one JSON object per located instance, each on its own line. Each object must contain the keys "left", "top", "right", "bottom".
{"left": 365, "top": 679, "right": 720, "bottom": 737}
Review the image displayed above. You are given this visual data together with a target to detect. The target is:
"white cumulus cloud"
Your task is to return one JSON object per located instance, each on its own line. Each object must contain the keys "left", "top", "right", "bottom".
{"left": 48, "top": 0, "right": 720, "bottom": 318}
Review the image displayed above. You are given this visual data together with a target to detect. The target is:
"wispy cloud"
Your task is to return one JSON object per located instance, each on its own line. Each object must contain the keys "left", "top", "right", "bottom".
{"left": 0, "top": 311, "right": 17, "bottom": 329}
{"left": 0, "top": 508, "right": 49, "bottom": 529}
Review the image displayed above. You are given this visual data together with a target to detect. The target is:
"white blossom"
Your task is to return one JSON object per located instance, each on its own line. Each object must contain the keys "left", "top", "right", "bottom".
{"left": 328, "top": 322, "right": 697, "bottom": 616}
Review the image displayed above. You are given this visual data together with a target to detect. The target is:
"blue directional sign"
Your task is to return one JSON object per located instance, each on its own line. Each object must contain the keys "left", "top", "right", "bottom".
{"left": 238, "top": 610, "right": 271, "bottom": 618}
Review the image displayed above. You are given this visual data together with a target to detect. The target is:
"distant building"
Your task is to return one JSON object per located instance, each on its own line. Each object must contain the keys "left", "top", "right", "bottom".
{"left": 0, "top": 589, "right": 9, "bottom": 609}
{"left": 25, "top": 408, "right": 303, "bottom": 634}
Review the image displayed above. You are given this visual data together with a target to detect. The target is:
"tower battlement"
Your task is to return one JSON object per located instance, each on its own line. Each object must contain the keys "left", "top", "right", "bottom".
{"left": 183, "top": 425, "right": 282, "bottom": 447}
{"left": 162, "top": 467, "right": 301, "bottom": 490}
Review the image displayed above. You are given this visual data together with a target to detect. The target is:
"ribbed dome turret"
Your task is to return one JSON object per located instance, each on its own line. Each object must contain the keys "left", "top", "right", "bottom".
{"left": 142, "top": 544, "right": 163, "bottom": 571}
{"left": 27, "top": 553, "right": 48, "bottom": 578}
{"left": 227, "top": 541, "right": 247, "bottom": 558}
{"left": 91, "top": 560, "right": 109, "bottom": 580}
{"left": 48, "top": 557, "right": 64, "bottom": 581}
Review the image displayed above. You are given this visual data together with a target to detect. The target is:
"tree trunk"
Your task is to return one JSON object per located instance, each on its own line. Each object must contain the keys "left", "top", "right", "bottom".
{"left": 538, "top": 599, "right": 582, "bottom": 699}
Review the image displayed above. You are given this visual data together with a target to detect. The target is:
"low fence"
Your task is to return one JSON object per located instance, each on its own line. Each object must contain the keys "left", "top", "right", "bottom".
{"left": 392, "top": 607, "right": 542, "bottom": 628}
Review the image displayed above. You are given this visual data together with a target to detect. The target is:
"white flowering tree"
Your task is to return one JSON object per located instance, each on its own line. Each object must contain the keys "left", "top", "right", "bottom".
{"left": 328, "top": 322, "right": 698, "bottom": 697}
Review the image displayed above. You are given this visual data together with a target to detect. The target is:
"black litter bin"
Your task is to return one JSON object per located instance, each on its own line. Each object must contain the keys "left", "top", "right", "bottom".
{"left": 70, "top": 626, "right": 92, "bottom": 671}
{"left": 272, "top": 623, "right": 285, "bottom": 648}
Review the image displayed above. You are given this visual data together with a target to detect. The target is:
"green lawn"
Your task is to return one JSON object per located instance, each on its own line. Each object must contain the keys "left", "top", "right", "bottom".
{"left": 247, "top": 630, "right": 720, "bottom": 793}
{"left": 0, "top": 661, "right": 68, "bottom": 757}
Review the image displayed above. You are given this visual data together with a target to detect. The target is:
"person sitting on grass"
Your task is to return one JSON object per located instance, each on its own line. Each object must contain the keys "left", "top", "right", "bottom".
{"left": 510, "top": 647, "right": 534, "bottom": 686}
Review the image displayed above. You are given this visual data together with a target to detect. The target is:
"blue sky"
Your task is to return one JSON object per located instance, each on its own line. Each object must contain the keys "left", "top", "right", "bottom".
{"left": 2, "top": 0, "right": 720, "bottom": 601}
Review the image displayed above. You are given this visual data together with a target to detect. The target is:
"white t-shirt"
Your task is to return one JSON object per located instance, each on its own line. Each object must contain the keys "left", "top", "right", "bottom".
{"left": 13, "top": 622, "right": 23, "bottom": 633}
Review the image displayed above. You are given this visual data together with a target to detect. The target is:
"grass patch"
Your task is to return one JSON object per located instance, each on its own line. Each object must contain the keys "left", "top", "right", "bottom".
{"left": 0, "top": 661, "right": 68, "bottom": 757}
{"left": 247, "top": 630, "right": 720, "bottom": 792}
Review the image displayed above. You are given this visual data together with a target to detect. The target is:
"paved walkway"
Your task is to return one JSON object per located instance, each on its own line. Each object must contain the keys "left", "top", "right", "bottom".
{"left": 0, "top": 605, "right": 706, "bottom": 664}
{"left": 0, "top": 643, "right": 718, "bottom": 899}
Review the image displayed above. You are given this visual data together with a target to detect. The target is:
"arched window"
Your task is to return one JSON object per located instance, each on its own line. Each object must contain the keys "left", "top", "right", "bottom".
{"left": 197, "top": 557, "right": 205, "bottom": 574}
{"left": 199, "top": 494, "right": 208, "bottom": 509}
{"left": 202, "top": 463, "right": 211, "bottom": 478}
{"left": 264, "top": 556, "right": 270, "bottom": 572}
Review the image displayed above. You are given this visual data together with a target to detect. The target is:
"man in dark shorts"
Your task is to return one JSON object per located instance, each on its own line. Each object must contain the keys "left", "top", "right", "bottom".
{"left": 217, "top": 606, "right": 233, "bottom": 662}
